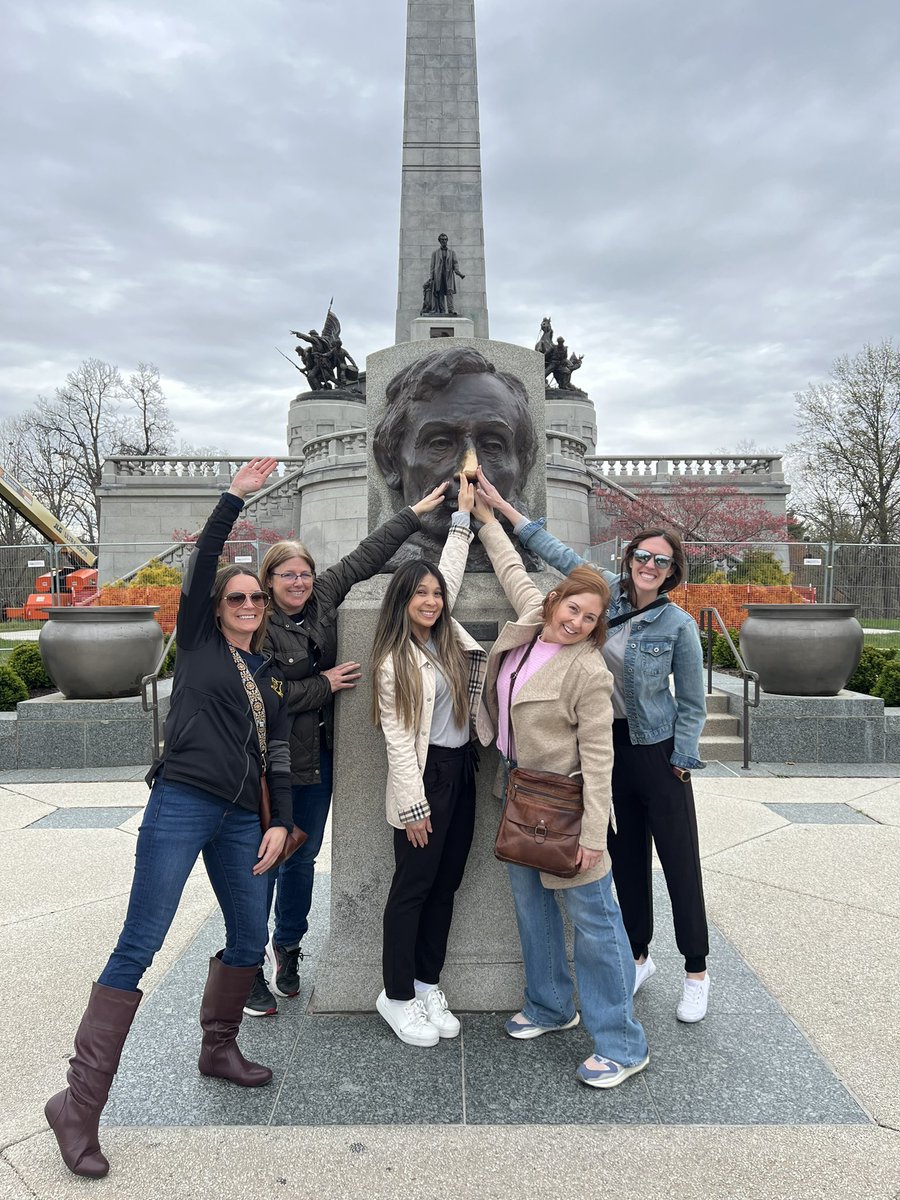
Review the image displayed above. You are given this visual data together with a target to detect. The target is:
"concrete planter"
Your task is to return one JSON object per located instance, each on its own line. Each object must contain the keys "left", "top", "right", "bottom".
{"left": 740, "top": 603, "right": 864, "bottom": 696}
{"left": 39, "top": 606, "right": 163, "bottom": 700}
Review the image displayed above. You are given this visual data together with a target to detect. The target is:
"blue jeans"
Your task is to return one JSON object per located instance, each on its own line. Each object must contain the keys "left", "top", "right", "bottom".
{"left": 99, "top": 779, "right": 270, "bottom": 991}
{"left": 267, "top": 745, "right": 333, "bottom": 948}
{"left": 506, "top": 863, "right": 648, "bottom": 1065}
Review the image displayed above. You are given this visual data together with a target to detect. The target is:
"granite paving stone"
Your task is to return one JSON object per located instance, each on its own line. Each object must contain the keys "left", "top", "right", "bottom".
{"left": 762, "top": 802, "right": 877, "bottom": 824}
{"left": 28, "top": 805, "right": 143, "bottom": 829}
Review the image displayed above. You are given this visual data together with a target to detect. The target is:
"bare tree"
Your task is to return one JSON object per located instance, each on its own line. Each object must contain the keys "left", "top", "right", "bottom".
{"left": 21, "top": 359, "right": 175, "bottom": 542}
{"left": 790, "top": 340, "right": 900, "bottom": 543}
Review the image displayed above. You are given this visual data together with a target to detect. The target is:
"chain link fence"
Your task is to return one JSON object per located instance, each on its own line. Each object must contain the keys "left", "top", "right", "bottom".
{"left": 0, "top": 540, "right": 271, "bottom": 625}
{"left": 586, "top": 539, "right": 900, "bottom": 625}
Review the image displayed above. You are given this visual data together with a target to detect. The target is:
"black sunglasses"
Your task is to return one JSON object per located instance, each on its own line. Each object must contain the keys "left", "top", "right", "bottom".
{"left": 223, "top": 591, "right": 269, "bottom": 609}
{"left": 631, "top": 549, "right": 674, "bottom": 569}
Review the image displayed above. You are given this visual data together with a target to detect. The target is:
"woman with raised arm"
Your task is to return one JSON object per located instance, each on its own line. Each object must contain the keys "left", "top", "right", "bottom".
{"left": 371, "top": 475, "right": 485, "bottom": 1047}
{"left": 471, "top": 485, "right": 648, "bottom": 1089}
{"left": 45, "top": 458, "right": 294, "bottom": 1178}
{"left": 477, "top": 470, "right": 710, "bottom": 1024}
{"left": 248, "top": 483, "right": 452, "bottom": 1016}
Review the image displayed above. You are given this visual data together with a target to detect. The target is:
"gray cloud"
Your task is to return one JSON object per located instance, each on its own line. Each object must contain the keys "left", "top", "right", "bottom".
{"left": 1, "top": 0, "right": 898, "bottom": 461}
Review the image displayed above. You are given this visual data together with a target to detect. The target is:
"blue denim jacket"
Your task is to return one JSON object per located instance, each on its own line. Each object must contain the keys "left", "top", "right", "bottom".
{"left": 516, "top": 519, "right": 707, "bottom": 770}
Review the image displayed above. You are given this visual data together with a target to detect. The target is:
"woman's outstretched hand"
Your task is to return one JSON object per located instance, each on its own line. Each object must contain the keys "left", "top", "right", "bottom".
{"left": 253, "top": 825, "right": 288, "bottom": 875}
{"left": 229, "top": 457, "right": 279, "bottom": 500}
{"left": 476, "top": 468, "right": 524, "bottom": 525}
{"left": 457, "top": 471, "right": 476, "bottom": 514}
{"left": 411, "top": 480, "right": 449, "bottom": 516}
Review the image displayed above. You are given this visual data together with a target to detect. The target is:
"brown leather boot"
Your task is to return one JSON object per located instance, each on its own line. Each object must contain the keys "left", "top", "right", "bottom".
{"left": 197, "top": 955, "right": 272, "bottom": 1087}
{"left": 44, "top": 982, "right": 142, "bottom": 1178}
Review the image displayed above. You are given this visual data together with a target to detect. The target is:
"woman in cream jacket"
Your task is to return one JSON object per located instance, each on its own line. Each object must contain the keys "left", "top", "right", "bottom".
{"left": 372, "top": 478, "right": 486, "bottom": 1047}
{"left": 473, "top": 482, "right": 648, "bottom": 1088}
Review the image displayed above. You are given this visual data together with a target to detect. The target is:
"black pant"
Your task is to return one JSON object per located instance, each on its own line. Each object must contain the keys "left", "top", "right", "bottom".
{"left": 382, "top": 743, "right": 477, "bottom": 1000}
{"left": 607, "top": 720, "right": 709, "bottom": 973}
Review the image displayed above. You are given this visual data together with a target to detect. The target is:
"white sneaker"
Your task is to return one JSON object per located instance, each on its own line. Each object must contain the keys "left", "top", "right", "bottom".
{"left": 676, "top": 973, "right": 710, "bottom": 1023}
{"left": 376, "top": 989, "right": 440, "bottom": 1047}
{"left": 633, "top": 955, "right": 656, "bottom": 996}
{"left": 421, "top": 987, "right": 460, "bottom": 1038}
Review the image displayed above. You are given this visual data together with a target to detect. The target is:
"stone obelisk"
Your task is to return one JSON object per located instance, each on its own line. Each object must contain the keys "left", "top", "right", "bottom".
{"left": 394, "top": 0, "right": 490, "bottom": 342}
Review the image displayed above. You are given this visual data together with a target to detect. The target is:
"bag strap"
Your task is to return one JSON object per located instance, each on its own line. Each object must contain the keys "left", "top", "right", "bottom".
{"left": 227, "top": 643, "right": 268, "bottom": 772}
{"left": 504, "top": 632, "right": 540, "bottom": 761}
{"left": 607, "top": 595, "right": 669, "bottom": 630}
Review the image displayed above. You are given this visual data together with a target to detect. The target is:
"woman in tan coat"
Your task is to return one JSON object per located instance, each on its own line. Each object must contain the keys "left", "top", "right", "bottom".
{"left": 473, "top": 486, "right": 648, "bottom": 1088}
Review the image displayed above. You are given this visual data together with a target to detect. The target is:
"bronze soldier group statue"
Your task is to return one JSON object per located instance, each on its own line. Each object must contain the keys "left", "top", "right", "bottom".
{"left": 287, "top": 307, "right": 360, "bottom": 391}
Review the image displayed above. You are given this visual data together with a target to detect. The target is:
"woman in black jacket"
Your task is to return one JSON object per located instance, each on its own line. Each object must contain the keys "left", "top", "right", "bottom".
{"left": 250, "top": 484, "right": 448, "bottom": 1013}
{"left": 45, "top": 458, "right": 293, "bottom": 1179}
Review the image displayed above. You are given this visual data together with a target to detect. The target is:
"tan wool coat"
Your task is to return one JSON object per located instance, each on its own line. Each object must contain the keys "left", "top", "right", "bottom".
{"left": 376, "top": 523, "right": 486, "bottom": 829}
{"left": 474, "top": 521, "right": 615, "bottom": 889}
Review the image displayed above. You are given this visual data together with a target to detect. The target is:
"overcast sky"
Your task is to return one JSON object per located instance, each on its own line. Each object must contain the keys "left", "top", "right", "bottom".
{"left": 2, "top": 0, "right": 899, "bottom": 462}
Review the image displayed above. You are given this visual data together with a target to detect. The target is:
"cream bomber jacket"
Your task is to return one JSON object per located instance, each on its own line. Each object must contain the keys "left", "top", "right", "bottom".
{"left": 375, "top": 522, "right": 486, "bottom": 829}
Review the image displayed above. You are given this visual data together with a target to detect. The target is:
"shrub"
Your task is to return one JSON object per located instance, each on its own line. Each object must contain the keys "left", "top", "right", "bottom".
{"left": 729, "top": 550, "right": 792, "bottom": 586}
{"left": 8, "top": 642, "right": 55, "bottom": 691}
{"left": 161, "top": 642, "right": 177, "bottom": 678}
{"left": 872, "top": 660, "right": 900, "bottom": 707}
{"left": 0, "top": 665, "right": 28, "bottom": 711}
{"left": 114, "top": 559, "right": 183, "bottom": 588}
{"left": 711, "top": 629, "right": 740, "bottom": 669}
{"left": 846, "top": 646, "right": 897, "bottom": 695}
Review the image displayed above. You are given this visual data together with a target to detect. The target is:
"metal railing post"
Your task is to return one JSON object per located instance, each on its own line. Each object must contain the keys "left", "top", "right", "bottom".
{"left": 699, "top": 606, "right": 760, "bottom": 770}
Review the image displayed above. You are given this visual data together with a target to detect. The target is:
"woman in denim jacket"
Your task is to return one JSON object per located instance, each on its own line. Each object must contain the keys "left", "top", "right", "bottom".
{"left": 477, "top": 472, "right": 711, "bottom": 1023}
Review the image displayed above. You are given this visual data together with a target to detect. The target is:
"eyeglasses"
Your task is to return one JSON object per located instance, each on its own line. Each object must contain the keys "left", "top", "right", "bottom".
{"left": 270, "top": 571, "right": 314, "bottom": 584}
{"left": 632, "top": 549, "right": 674, "bottom": 569}
{"left": 223, "top": 591, "right": 269, "bottom": 608}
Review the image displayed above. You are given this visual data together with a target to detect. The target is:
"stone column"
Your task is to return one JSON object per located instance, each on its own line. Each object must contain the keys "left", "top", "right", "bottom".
{"left": 394, "top": 0, "right": 489, "bottom": 342}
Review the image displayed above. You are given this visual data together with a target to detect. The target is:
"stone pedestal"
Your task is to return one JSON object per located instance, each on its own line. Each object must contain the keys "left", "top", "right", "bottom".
{"left": 310, "top": 571, "right": 561, "bottom": 1013}
{"left": 7, "top": 680, "right": 172, "bottom": 770}
{"left": 409, "top": 316, "right": 475, "bottom": 341}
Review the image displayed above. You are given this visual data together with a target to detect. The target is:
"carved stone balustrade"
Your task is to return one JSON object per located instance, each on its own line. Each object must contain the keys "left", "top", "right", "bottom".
{"left": 586, "top": 455, "right": 783, "bottom": 480}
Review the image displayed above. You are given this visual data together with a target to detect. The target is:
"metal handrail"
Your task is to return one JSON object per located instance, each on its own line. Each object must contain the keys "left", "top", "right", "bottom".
{"left": 698, "top": 606, "right": 760, "bottom": 770}
{"left": 141, "top": 624, "right": 177, "bottom": 760}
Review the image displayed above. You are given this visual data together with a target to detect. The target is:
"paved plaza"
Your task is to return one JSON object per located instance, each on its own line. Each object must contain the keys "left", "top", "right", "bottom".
{"left": 1, "top": 762, "right": 899, "bottom": 1199}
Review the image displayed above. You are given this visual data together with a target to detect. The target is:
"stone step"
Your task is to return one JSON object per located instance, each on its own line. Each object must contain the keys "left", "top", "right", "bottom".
{"left": 704, "top": 691, "right": 731, "bottom": 714}
{"left": 702, "top": 712, "right": 741, "bottom": 736}
{"left": 699, "top": 734, "right": 747, "bottom": 762}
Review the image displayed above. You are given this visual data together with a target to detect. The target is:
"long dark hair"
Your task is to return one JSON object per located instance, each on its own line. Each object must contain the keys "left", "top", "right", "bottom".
{"left": 212, "top": 563, "right": 270, "bottom": 652}
{"left": 620, "top": 528, "right": 685, "bottom": 607}
{"left": 371, "top": 559, "right": 469, "bottom": 732}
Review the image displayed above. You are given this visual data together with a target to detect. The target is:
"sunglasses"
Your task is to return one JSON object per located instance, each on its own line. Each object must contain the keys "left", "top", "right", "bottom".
{"left": 223, "top": 591, "right": 269, "bottom": 609}
{"left": 632, "top": 549, "right": 674, "bottom": 570}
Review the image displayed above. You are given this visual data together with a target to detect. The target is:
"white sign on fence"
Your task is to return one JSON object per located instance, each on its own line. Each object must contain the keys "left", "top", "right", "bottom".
{"left": 27, "top": 560, "right": 46, "bottom": 568}
{"left": 803, "top": 557, "right": 823, "bottom": 566}
{"left": 233, "top": 555, "right": 253, "bottom": 564}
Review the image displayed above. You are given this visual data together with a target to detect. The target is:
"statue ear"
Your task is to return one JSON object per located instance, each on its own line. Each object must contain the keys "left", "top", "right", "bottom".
{"left": 373, "top": 437, "right": 402, "bottom": 490}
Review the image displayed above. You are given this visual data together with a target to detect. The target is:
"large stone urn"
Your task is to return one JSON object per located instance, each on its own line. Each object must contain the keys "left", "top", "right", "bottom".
{"left": 739, "top": 604, "right": 864, "bottom": 696}
{"left": 39, "top": 607, "right": 163, "bottom": 700}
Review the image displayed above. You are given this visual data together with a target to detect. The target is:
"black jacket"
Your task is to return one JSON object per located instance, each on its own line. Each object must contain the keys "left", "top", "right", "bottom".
{"left": 265, "top": 506, "right": 421, "bottom": 785}
{"left": 147, "top": 493, "right": 293, "bottom": 826}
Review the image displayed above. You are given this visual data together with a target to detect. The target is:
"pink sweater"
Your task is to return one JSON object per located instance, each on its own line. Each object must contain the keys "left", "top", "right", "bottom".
{"left": 496, "top": 637, "right": 563, "bottom": 760}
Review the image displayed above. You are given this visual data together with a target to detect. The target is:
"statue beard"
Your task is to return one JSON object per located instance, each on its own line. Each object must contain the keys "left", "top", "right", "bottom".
{"left": 383, "top": 499, "right": 542, "bottom": 573}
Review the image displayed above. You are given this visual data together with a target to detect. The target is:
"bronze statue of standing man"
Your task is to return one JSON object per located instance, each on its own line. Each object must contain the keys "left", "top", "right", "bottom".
{"left": 422, "top": 233, "right": 465, "bottom": 316}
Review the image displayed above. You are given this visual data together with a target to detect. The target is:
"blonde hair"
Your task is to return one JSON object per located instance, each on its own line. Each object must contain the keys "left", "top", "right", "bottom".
{"left": 261, "top": 540, "right": 317, "bottom": 595}
{"left": 371, "top": 560, "right": 469, "bottom": 732}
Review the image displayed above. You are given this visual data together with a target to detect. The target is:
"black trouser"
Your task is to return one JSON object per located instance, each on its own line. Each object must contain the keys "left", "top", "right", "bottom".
{"left": 382, "top": 743, "right": 477, "bottom": 1000}
{"left": 607, "top": 720, "right": 709, "bottom": 973}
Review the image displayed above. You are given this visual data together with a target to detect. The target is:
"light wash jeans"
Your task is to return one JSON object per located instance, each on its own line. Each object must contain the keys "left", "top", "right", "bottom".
{"left": 506, "top": 863, "right": 648, "bottom": 1065}
{"left": 100, "top": 778, "right": 269, "bottom": 991}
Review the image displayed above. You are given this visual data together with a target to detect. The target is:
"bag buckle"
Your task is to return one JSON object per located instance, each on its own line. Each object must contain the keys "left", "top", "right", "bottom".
{"left": 533, "top": 821, "right": 548, "bottom": 844}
